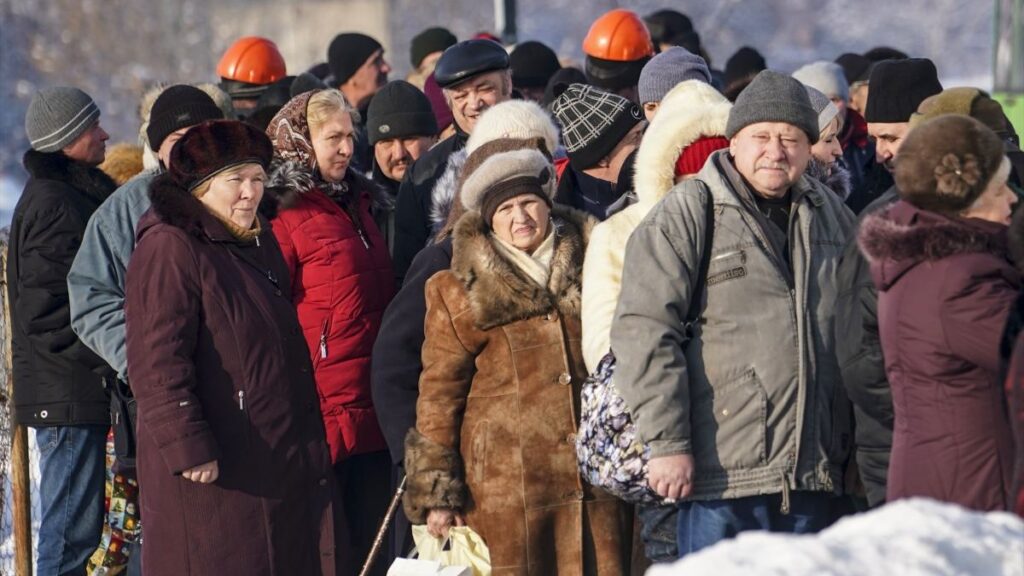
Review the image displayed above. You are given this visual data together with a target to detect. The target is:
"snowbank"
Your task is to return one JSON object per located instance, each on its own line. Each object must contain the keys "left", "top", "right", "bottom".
{"left": 648, "top": 498, "right": 1024, "bottom": 576}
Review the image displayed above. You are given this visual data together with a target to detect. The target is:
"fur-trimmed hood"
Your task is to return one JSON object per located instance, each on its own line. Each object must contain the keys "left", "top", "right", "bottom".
{"left": 633, "top": 81, "right": 731, "bottom": 208}
{"left": 428, "top": 147, "right": 467, "bottom": 237}
{"left": 449, "top": 205, "right": 594, "bottom": 330}
{"left": 23, "top": 149, "right": 117, "bottom": 205}
{"left": 858, "top": 199, "right": 1009, "bottom": 290}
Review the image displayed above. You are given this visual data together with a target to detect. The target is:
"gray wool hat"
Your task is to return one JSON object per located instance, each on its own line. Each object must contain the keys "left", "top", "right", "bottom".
{"left": 638, "top": 47, "right": 711, "bottom": 105}
{"left": 804, "top": 86, "right": 841, "bottom": 133}
{"left": 725, "top": 70, "right": 819, "bottom": 144}
{"left": 25, "top": 87, "right": 100, "bottom": 153}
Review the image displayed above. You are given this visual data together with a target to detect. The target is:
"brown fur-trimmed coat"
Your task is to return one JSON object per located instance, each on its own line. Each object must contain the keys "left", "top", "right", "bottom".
{"left": 404, "top": 205, "right": 632, "bottom": 575}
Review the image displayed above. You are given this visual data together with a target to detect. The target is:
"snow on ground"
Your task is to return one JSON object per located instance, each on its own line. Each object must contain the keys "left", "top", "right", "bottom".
{"left": 648, "top": 498, "right": 1024, "bottom": 576}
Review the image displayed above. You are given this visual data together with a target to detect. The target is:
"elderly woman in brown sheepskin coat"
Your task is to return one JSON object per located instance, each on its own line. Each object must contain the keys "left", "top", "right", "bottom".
{"left": 404, "top": 139, "right": 633, "bottom": 574}
{"left": 858, "top": 114, "right": 1020, "bottom": 512}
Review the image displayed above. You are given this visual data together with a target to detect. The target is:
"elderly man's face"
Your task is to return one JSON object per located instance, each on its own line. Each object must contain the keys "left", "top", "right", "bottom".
{"left": 444, "top": 70, "right": 512, "bottom": 133}
{"left": 729, "top": 122, "right": 811, "bottom": 198}
{"left": 867, "top": 121, "right": 910, "bottom": 172}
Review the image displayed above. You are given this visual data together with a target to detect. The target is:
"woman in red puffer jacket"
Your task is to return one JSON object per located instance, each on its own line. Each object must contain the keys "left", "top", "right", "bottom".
{"left": 265, "top": 88, "right": 395, "bottom": 573}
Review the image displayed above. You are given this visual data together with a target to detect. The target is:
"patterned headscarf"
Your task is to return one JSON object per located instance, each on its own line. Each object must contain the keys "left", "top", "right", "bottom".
{"left": 266, "top": 90, "right": 351, "bottom": 198}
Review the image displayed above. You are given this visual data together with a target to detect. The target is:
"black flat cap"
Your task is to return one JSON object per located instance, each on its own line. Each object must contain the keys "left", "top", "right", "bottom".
{"left": 434, "top": 39, "right": 510, "bottom": 89}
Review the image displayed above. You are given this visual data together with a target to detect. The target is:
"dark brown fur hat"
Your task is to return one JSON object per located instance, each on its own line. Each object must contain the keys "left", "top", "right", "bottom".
{"left": 169, "top": 120, "right": 273, "bottom": 191}
{"left": 895, "top": 114, "right": 1007, "bottom": 214}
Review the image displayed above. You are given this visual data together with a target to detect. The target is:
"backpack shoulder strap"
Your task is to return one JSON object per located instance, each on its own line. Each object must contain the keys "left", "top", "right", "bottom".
{"left": 684, "top": 182, "right": 715, "bottom": 327}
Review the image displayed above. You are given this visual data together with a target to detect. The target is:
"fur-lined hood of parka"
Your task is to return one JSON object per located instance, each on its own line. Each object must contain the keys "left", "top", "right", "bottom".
{"left": 858, "top": 199, "right": 1009, "bottom": 291}
{"left": 449, "top": 205, "right": 594, "bottom": 331}
{"left": 633, "top": 80, "right": 731, "bottom": 208}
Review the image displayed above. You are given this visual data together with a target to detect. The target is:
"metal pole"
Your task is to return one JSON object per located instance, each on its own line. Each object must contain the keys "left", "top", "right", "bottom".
{"left": 494, "top": 0, "right": 517, "bottom": 45}
{"left": 359, "top": 475, "right": 407, "bottom": 576}
{"left": 2, "top": 242, "right": 33, "bottom": 576}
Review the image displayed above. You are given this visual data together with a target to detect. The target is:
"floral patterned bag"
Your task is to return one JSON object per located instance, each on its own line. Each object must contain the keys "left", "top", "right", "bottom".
{"left": 575, "top": 185, "right": 714, "bottom": 505}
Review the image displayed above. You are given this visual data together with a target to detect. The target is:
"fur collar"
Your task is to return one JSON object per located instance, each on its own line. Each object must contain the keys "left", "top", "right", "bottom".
{"left": 264, "top": 159, "right": 392, "bottom": 214}
{"left": 23, "top": 149, "right": 117, "bottom": 204}
{"left": 805, "top": 158, "right": 852, "bottom": 201}
{"left": 450, "top": 205, "right": 594, "bottom": 330}
{"left": 859, "top": 200, "right": 1008, "bottom": 288}
{"left": 429, "top": 148, "right": 468, "bottom": 237}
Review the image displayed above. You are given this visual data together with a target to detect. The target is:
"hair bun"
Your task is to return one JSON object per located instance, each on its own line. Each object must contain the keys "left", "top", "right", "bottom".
{"left": 933, "top": 153, "right": 981, "bottom": 198}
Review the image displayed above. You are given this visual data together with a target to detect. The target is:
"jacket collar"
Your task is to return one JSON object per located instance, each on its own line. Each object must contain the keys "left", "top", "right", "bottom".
{"left": 22, "top": 149, "right": 117, "bottom": 204}
{"left": 450, "top": 205, "right": 593, "bottom": 330}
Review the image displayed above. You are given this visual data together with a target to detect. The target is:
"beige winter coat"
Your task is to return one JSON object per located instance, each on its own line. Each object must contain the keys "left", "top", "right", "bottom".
{"left": 581, "top": 82, "right": 732, "bottom": 371}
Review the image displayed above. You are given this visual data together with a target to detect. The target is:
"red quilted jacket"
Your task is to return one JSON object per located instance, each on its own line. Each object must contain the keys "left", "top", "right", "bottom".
{"left": 270, "top": 179, "right": 395, "bottom": 463}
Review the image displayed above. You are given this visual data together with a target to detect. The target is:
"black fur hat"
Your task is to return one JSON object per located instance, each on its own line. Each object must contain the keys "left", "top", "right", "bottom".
{"left": 169, "top": 120, "right": 273, "bottom": 191}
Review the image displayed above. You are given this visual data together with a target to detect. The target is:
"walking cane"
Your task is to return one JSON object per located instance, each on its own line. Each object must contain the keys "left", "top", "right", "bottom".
{"left": 359, "top": 475, "right": 407, "bottom": 576}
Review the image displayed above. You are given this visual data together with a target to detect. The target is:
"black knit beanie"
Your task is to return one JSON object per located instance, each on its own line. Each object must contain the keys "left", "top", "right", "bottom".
{"left": 410, "top": 27, "right": 457, "bottom": 69}
{"left": 367, "top": 80, "right": 439, "bottom": 145}
{"left": 863, "top": 58, "right": 942, "bottom": 123}
{"left": 147, "top": 85, "right": 225, "bottom": 151}
{"left": 724, "top": 46, "right": 766, "bottom": 88}
{"left": 328, "top": 33, "right": 383, "bottom": 85}
{"left": 584, "top": 55, "right": 650, "bottom": 92}
{"left": 510, "top": 41, "right": 561, "bottom": 89}
{"left": 835, "top": 53, "right": 873, "bottom": 84}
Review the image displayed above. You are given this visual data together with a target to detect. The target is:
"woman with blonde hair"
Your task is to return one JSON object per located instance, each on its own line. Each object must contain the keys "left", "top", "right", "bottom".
{"left": 265, "top": 89, "right": 394, "bottom": 573}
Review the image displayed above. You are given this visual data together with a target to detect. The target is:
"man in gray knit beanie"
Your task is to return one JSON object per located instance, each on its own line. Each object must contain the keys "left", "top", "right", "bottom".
{"left": 637, "top": 46, "right": 711, "bottom": 120}
{"left": 610, "top": 64, "right": 855, "bottom": 557}
{"left": 9, "top": 85, "right": 115, "bottom": 574}
{"left": 25, "top": 86, "right": 107, "bottom": 162}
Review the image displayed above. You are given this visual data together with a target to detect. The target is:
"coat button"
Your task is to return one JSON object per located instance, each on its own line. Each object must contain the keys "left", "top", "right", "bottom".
{"left": 40, "top": 410, "right": 48, "bottom": 419}
{"left": 274, "top": 289, "right": 283, "bottom": 297}
{"left": 318, "top": 478, "right": 328, "bottom": 486}
{"left": 574, "top": 490, "right": 584, "bottom": 500}
{"left": 566, "top": 433, "right": 576, "bottom": 444}
{"left": 558, "top": 373, "right": 572, "bottom": 385}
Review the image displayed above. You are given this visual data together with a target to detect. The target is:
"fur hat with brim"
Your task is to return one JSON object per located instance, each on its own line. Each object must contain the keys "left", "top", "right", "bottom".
{"left": 169, "top": 120, "right": 274, "bottom": 192}
{"left": 461, "top": 146, "right": 556, "bottom": 224}
{"left": 895, "top": 114, "right": 1008, "bottom": 215}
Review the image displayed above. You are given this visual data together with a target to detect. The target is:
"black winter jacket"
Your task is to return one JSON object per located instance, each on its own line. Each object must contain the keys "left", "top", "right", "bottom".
{"left": 391, "top": 130, "right": 467, "bottom": 285}
{"left": 6, "top": 151, "right": 115, "bottom": 427}
{"left": 371, "top": 237, "right": 453, "bottom": 465}
{"left": 835, "top": 187, "right": 899, "bottom": 506}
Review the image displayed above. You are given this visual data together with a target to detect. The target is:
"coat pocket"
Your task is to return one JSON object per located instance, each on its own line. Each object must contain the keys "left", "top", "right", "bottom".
{"left": 691, "top": 369, "right": 767, "bottom": 470}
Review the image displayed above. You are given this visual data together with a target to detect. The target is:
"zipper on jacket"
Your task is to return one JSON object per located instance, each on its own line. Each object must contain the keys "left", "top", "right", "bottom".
{"left": 319, "top": 317, "right": 330, "bottom": 359}
{"left": 780, "top": 471, "right": 792, "bottom": 515}
{"left": 238, "top": 390, "right": 245, "bottom": 411}
{"left": 356, "top": 228, "right": 370, "bottom": 250}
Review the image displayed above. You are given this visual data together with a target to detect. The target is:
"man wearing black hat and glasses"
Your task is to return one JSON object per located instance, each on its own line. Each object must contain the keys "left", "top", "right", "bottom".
{"left": 391, "top": 38, "right": 512, "bottom": 285}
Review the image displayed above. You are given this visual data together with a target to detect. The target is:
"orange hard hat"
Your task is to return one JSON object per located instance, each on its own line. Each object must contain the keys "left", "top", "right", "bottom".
{"left": 217, "top": 36, "right": 287, "bottom": 85}
{"left": 582, "top": 9, "right": 654, "bottom": 62}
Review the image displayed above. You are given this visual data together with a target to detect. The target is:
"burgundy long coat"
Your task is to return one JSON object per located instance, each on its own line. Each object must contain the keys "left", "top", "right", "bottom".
{"left": 860, "top": 200, "right": 1019, "bottom": 511}
{"left": 125, "top": 173, "right": 336, "bottom": 575}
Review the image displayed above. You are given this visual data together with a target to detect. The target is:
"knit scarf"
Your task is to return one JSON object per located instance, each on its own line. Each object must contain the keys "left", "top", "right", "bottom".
{"left": 492, "top": 224, "right": 556, "bottom": 289}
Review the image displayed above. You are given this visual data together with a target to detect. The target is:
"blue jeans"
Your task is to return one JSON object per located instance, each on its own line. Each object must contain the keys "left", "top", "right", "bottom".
{"left": 676, "top": 491, "right": 831, "bottom": 558}
{"left": 36, "top": 425, "right": 107, "bottom": 575}
{"left": 637, "top": 502, "right": 678, "bottom": 562}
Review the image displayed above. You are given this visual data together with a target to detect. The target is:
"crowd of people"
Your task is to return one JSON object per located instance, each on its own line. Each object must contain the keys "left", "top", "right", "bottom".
{"left": 5, "top": 6, "right": 1024, "bottom": 575}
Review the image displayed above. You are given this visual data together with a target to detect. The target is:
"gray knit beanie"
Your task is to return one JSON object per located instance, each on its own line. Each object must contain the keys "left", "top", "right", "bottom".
{"left": 725, "top": 70, "right": 819, "bottom": 144}
{"left": 638, "top": 47, "right": 711, "bottom": 105}
{"left": 804, "top": 86, "right": 840, "bottom": 133}
{"left": 25, "top": 87, "right": 100, "bottom": 153}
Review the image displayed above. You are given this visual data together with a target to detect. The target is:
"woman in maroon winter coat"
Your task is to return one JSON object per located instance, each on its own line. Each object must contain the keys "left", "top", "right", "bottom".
{"left": 265, "top": 89, "right": 395, "bottom": 574}
{"left": 859, "top": 115, "right": 1020, "bottom": 512}
{"left": 125, "top": 120, "right": 335, "bottom": 575}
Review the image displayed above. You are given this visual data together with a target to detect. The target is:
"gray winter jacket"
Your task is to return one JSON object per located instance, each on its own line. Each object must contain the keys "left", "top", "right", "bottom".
{"left": 611, "top": 150, "right": 856, "bottom": 501}
{"left": 68, "top": 169, "right": 159, "bottom": 379}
